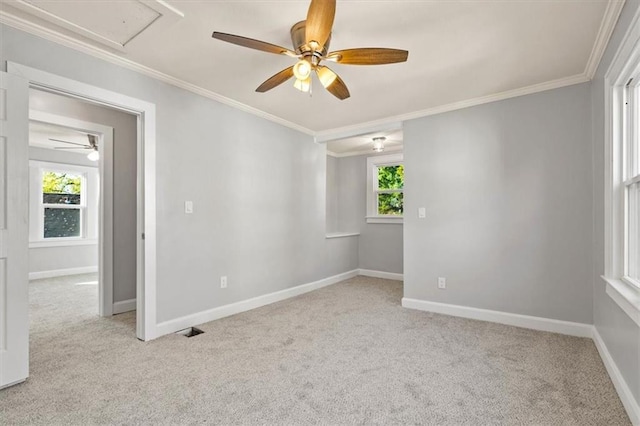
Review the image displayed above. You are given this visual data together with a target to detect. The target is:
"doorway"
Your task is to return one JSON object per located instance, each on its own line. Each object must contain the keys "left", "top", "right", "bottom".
{"left": 28, "top": 105, "right": 115, "bottom": 319}
{"left": 8, "top": 61, "right": 158, "bottom": 342}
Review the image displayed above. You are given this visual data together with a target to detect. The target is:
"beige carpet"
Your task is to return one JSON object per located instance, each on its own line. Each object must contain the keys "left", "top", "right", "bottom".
{"left": 0, "top": 274, "right": 630, "bottom": 425}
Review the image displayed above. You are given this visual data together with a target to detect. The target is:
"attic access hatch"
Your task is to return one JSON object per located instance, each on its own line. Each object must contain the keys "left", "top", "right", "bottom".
{"left": 9, "top": 0, "right": 184, "bottom": 51}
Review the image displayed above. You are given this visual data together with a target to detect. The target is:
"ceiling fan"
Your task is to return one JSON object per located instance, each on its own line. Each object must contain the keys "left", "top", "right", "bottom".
{"left": 212, "top": 0, "right": 409, "bottom": 100}
{"left": 52, "top": 134, "right": 99, "bottom": 161}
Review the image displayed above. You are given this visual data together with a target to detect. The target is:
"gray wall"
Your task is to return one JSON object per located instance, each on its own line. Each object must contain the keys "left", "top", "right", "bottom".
{"left": 28, "top": 146, "right": 98, "bottom": 275}
{"left": 29, "top": 90, "right": 138, "bottom": 303}
{"left": 403, "top": 82, "right": 594, "bottom": 324}
{"left": 326, "top": 155, "right": 339, "bottom": 233}
{"left": 0, "top": 24, "right": 358, "bottom": 324}
{"left": 591, "top": 0, "right": 640, "bottom": 407}
{"left": 326, "top": 153, "right": 403, "bottom": 274}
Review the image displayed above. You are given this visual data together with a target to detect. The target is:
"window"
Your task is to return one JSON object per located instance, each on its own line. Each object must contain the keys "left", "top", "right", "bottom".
{"left": 603, "top": 22, "right": 640, "bottom": 327}
{"left": 366, "top": 153, "right": 404, "bottom": 224}
{"left": 626, "top": 83, "right": 640, "bottom": 285}
{"left": 42, "top": 170, "right": 84, "bottom": 238}
{"left": 29, "top": 161, "right": 98, "bottom": 247}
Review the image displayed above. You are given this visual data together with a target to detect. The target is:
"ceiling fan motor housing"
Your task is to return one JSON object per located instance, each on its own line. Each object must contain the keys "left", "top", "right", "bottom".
{"left": 291, "top": 21, "right": 330, "bottom": 58}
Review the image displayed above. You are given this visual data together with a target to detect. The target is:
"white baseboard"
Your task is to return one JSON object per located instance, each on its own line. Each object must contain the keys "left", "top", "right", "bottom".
{"left": 155, "top": 269, "right": 360, "bottom": 337}
{"left": 592, "top": 328, "right": 640, "bottom": 425}
{"left": 358, "top": 269, "right": 403, "bottom": 281}
{"left": 29, "top": 266, "right": 98, "bottom": 280}
{"left": 113, "top": 298, "right": 136, "bottom": 315}
{"left": 401, "top": 297, "right": 593, "bottom": 338}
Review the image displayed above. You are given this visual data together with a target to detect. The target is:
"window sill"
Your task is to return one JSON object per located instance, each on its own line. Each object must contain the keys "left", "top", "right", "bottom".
{"left": 325, "top": 232, "right": 360, "bottom": 239}
{"left": 30, "top": 239, "right": 98, "bottom": 249}
{"left": 366, "top": 216, "right": 403, "bottom": 224}
{"left": 602, "top": 276, "right": 640, "bottom": 327}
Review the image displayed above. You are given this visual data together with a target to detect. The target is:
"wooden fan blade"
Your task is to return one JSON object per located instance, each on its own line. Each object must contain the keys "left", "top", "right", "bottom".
{"left": 256, "top": 66, "right": 295, "bottom": 93}
{"left": 305, "top": 0, "right": 335, "bottom": 48}
{"left": 319, "top": 67, "right": 350, "bottom": 100}
{"left": 327, "top": 48, "right": 409, "bottom": 65}
{"left": 212, "top": 32, "right": 297, "bottom": 57}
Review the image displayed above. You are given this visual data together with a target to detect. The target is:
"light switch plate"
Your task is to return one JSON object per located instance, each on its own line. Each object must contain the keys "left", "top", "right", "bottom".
{"left": 185, "top": 201, "right": 193, "bottom": 214}
{"left": 418, "top": 207, "right": 426, "bottom": 219}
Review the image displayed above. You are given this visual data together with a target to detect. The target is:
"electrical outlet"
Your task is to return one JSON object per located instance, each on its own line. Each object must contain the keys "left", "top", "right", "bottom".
{"left": 438, "top": 277, "right": 446, "bottom": 289}
{"left": 220, "top": 276, "right": 227, "bottom": 289}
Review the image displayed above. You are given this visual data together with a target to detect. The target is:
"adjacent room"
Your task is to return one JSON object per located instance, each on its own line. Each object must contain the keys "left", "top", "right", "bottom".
{"left": 0, "top": 0, "right": 638, "bottom": 424}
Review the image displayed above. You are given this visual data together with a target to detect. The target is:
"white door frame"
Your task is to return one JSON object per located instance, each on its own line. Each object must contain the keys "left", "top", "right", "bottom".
{"left": 29, "top": 110, "right": 114, "bottom": 317}
{"left": 0, "top": 71, "right": 29, "bottom": 389}
{"left": 8, "top": 62, "right": 157, "bottom": 341}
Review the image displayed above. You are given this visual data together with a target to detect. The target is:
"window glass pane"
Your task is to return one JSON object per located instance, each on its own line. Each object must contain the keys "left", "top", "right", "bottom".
{"left": 44, "top": 208, "right": 81, "bottom": 238}
{"left": 627, "top": 182, "right": 639, "bottom": 282}
{"left": 42, "top": 171, "right": 81, "bottom": 205}
{"left": 378, "top": 192, "right": 403, "bottom": 215}
{"left": 377, "top": 165, "right": 404, "bottom": 190}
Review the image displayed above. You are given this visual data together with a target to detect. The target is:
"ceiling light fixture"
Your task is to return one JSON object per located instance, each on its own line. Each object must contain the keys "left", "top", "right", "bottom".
{"left": 316, "top": 66, "right": 337, "bottom": 89}
{"left": 372, "top": 137, "right": 386, "bottom": 152}
{"left": 87, "top": 149, "right": 99, "bottom": 162}
{"left": 294, "top": 76, "right": 312, "bottom": 93}
{"left": 293, "top": 59, "right": 312, "bottom": 80}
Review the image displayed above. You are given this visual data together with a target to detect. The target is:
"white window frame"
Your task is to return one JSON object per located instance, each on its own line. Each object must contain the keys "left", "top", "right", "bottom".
{"left": 603, "top": 14, "right": 640, "bottom": 327}
{"left": 366, "top": 153, "right": 404, "bottom": 224}
{"left": 29, "top": 160, "right": 98, "bottom": 248}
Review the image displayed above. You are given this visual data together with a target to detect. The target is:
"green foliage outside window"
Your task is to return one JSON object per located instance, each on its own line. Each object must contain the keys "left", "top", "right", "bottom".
{"left": 42, "top": 171, "right": 81, "bottom": 196}
{"left": 377, "top": 165, "right": 404, "bottom": 215}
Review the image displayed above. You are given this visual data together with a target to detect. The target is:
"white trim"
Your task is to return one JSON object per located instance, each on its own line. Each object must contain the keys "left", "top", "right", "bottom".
{"left": 8, "top": 62, "right": 157, "bottom": 341}
{"left": 401, "top": 298, "right": 593, "bottom": 338}
{"left": 585, "top": 0, "right": 627, "bottom": 79}
{"left": 603, "top": 276, "right": 640, "bottom": 327}
{"left": 358, "top": 269, "right": 403, "bottom": 281}
{"left": 315, "top": 122, "right": 403, "bottom": 144}
{"left": 366, "top": 216, "right": 404, "bottom": 225}
{"left": 113, "top": 298, "right": 136, "bottom": 315}
{"left": 29, "top": 266, "right": 97, "bottom": 280}
{"left": 155, "top": 269, "right": 359, "bottom": 337}
{"left": 0, "top": 11, "right": 314, "bottom": 136}
{"left": 29, "top": 239, "right": 97, "bottom": 248}
{"left": 603, "top": 4, "right": 640, "bottom": 327}
{"left": 325, "top": 232, "right": 360, "bottom": 239}
{"left": 326, "top": 145, "right": 404, "bottom": 159}
{"left": 592, "top": 328, "right": 640, "bottom": 425}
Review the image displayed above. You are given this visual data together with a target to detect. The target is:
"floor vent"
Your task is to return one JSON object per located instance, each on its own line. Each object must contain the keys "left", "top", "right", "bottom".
{"left": 176, "top": 327, "right": 204, "bottom": 337}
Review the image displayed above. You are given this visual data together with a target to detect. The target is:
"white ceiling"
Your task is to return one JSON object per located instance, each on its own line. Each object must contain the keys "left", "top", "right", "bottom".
{"left": 1, "top": 0, "right": 620, "bottom": 134}
{"left": 327, "top": 129, "right": 402, "bottom": 156}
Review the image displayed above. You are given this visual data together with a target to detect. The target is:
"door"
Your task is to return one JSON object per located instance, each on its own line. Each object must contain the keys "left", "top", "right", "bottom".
{"left": 0, "top": 71, "right": 29, "bottom": 388}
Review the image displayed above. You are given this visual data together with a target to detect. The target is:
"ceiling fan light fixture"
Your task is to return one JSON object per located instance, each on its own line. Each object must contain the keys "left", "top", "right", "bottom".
{"left": 372, "top": 137, "right": 386, "bottom": 152}
{"left": 294, "top": 77, "right": 312, "bottom": 93}
{"left": 292, "top": 59, "right": 312, "bottom": 80}
{"left": 87, "top": 150, "right": 100, "bottom": 162}
{"left": 316, "top": 66, "right": 337, "bottom": 88}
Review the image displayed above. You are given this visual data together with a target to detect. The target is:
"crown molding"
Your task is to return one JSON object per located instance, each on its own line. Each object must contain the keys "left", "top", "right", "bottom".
{"left": 0, "top": 10, "right": 315, "bottom": 136}
{"left": 317, "top": 73, "right": 590, "bottom": 139}
{"left": 585, "top": 0, "right": 626, "bottom": 79}
{"left": 327, "top": 145, "right": 403, "bottom": 158}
